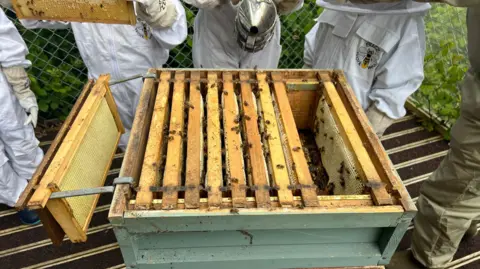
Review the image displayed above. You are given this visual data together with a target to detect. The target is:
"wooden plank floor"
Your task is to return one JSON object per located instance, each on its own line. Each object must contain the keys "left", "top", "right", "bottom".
{"left": 1, "top": 112, "right": 479, "bottom": 269}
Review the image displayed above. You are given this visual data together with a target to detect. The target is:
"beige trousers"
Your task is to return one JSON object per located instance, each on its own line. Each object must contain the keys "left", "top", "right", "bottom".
{"left": 411, "top": 8, "right": 480, "bottom": 268}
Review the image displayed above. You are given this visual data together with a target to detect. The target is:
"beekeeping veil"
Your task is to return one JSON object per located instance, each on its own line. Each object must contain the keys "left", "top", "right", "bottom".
{"left": 235, "top": 0, "right": 278, "bottom": 53}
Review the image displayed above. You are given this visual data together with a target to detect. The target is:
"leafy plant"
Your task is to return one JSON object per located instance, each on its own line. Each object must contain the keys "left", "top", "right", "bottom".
{"left": 413, "top": 5, "right": 468, "bottom": 138}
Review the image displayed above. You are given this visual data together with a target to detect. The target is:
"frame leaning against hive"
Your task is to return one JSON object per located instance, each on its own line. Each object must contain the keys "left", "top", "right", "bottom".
{"left": 17, "top": 75, "right": 124, "bottom": 243}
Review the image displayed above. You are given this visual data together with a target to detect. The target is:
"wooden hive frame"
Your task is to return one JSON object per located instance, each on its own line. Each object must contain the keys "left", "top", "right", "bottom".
{"left": 18, "top": 75, "right": 124, "bottom": 243}
{"left": 106, "top": 69, "right": 416, "bottom": 269}
{"left": 12, "top": 0, "right": 136, "bottom": 25}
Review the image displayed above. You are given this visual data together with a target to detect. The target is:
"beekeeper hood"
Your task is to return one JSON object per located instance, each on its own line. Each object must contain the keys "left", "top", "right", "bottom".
{"left": 317, "top": 0, "right": 431, "bottom": 14}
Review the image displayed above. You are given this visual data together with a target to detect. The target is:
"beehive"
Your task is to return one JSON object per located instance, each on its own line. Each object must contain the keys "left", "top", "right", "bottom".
{"left": 20, "top": 75, "right": 124, "bottom": 243}
{"left": 12, "top": 0, "right": 136, "bottom": 25}
{"left": 107, "top": 69, "right": 415, "bottom": 269}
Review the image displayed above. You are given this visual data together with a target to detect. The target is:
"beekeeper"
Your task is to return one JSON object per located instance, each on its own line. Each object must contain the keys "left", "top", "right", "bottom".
{"left": 186, "top": 0, "right": 303, "bottom": 68}
{"left": 21, "top": 0, "right": 188, "bottom": 149}
{"left": 304, "top": 0, "right": 430, "bottom": 137}
{"left": 389, "top": 1, "right": 480, "bottom": 268}
{"left": 0, "top": 8, "right": 44, "bottom": 223}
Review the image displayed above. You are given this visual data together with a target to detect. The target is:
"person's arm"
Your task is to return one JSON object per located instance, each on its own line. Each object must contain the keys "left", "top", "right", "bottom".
{"left": 149, "top": 0, "right": 188, "bottom": 50}
{"left": 19, "top": 19, "right": 70, "bottom": 30}
{"left": 0, "top": 10, "right": 38, "bottom": 127}
{"left": 368, "top": 21, "right": 426, "bottom": 120}
{"left": 0, "top": 10, "right": 29, "bottom": 68}
{"left": 303, "top": 21, "right": 319, "bottom": 68}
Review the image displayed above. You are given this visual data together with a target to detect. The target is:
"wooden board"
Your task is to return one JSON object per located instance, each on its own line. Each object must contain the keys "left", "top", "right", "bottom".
{"left": 16, "top": 80, "right": 94, "bottom": 210}
{"left": 185, "top": 72, "right": 203, "bottom": 209}
{"left": 36, "top": 208, "right": 65, "bottom": 246}
{"left": 135, "top": 72, "right": 172, "bottom": 209}
{"left": 109, "top": 69, "right": 158, "bottom": 221}
{"left": 12, "top": 0, "right": 136, "bottom": 25}
{"left": 162, "top": 72, "right": 186, "bottom": 210}
{"left": 206, "top": 72, "right": 222, "bottom": 208}
{"left": 239, "top": 72, "right": 271, "bottom": 208}
{"left": 256, "top": 72, "right": 294, "bottom": 207}
{"left": 285, "top": 90, "right": 320, "bottom": 130}
{"left": 222, "top": 72, "right": 247, "bottom": 208}
{"left": 318, "top": 72, "right": 392, "bottom": 206}
{"left": 333, "top": 71, "right": 415, "bottom": 212}
{"left": 296, "top": 266, "right": 385, "bottom": 269}
{"left": 142, "top": 195, "right": 375, "bottom": 210}
{"left": 271, "top": 72, "right": 319, "bottom": 207}
{"left": 28, "top": 75, "right": 111, "bottom": 209}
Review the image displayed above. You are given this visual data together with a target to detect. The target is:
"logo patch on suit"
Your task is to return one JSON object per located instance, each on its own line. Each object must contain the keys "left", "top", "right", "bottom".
{"left": 356, "top": 42, "right": 380, "bottom": 69}
{"left": 135, "top": 21, "right": 152, "bottom": 40}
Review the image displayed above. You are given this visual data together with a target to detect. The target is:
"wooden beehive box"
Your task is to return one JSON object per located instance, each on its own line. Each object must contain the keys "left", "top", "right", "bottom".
{"left": 17, "top": 75, "right": 124, "bottom": 243}
{"left": 108, "top": 69, "right": 415, "bottom": 269}
{"left": 12, "top": 0, "right": 136, "bottom": 25}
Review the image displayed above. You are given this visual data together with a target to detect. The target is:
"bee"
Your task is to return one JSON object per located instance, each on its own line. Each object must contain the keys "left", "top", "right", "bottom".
{"left": 141, "top": 22, "right": 150, "bottom": 40}
{"left": 357, "top": 45, "right": 379, "bottom": 69}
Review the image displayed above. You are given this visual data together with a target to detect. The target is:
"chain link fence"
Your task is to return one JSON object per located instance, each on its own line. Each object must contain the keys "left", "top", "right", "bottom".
{"left": 2, "top": 2, "right": 469, "bottom": 124}
{"left": 415, "top": 4, "right": 467, "bottom": 134}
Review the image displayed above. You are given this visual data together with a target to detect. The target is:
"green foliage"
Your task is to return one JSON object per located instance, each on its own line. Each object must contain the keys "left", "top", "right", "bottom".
{"left": 279, "top": 0, "right": 322, "bottom": 68}
{"left": 414, "top": 5, "right": 468, "bottom": 137}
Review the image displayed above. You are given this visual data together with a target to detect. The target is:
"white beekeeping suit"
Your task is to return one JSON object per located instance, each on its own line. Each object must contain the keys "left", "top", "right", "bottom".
{"left": 186, "top": 0, "right": 304, "bottom": 68}
{"left": 304, "top": 0, "right": 430, "bottom": 136}
{"left": 21, "top": 0, "right": 188, "bottom": 149}
{"left": 0, "top": 9, "right": 43, "bottom": 207}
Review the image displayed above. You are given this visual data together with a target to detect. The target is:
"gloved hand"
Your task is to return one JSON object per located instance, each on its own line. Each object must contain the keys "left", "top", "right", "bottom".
{"left": 365, "top": 105, "right": 394, "bottom": 138}
{"left": 183, "top": 0, "right": 224, "bottom": 9}
{"left": 2, "top": 66, "right": 38, "bottom": 127}
{"left": 273, "top": 0, "right": 302, "bottom": 15}
{"left": 135, "top": 0, "right": 178, "bottom": 28}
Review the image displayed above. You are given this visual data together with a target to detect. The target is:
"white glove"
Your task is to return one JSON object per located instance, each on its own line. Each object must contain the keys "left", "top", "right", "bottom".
{"left": 25, "top": 107, "right": 38, "bottom": 128}
{"left": 183, "top": 0, "right": 223, "bottom": 9}
{"left": 273, "top": 0, "right": 302, "bottom": 15}
{"left": 135, "top": 0, "right": 178, "bottom": 28}
{"left": 365, "top": 105, "right": 394, "bottom": 138}
{"left": 2, "top": 66, "right": 39, "bottom": 127}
